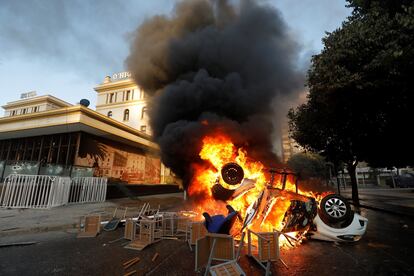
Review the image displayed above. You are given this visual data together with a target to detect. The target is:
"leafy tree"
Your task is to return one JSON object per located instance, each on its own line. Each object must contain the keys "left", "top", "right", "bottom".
{"left": 287, "top": 152, "right": 328, "bottom": 180}
{"left": 288, "top": 0, "right": 414, "bottom": 206}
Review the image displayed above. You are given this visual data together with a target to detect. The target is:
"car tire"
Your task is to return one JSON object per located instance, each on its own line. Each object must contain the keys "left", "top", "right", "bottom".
{"left": 211, "top": 184, "right": 235, "bottom": 201}
{"left": 318, "top": 194, "right": 352, "bottom": 224}
{"left": 221, "top": 163, "right": 244, "bottom": 185}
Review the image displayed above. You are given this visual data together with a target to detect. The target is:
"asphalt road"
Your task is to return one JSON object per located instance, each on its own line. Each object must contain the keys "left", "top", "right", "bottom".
{"left": 341, "top": 188, "right": 414, "bottom": 217}
{"left": 0, "top": 206, "right": 412, "bottom": 276}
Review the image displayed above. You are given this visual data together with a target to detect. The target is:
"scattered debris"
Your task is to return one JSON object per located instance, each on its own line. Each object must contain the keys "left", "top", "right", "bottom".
{"left": 77, "top": 215, "right": 101, "bottom": 238}
{"left": 123, "top": 270, "right": 136, "bottom": 276}
{"left": 123, "top": 257, "right": 140, "bottom": 270}
{"left": 210, "top": 260, "right": 246, "bottom": 276}
{"left": 152, "top": 253, "right": 159, "bottom": 262}
{"left": 103, "top": 207, "right": 128, "bottom": 231}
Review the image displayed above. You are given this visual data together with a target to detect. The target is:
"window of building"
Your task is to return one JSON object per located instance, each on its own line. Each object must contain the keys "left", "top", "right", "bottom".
{"left": 141, "top": 106, "right": 147, "bottom": 119}
{"left": 109, "top": 93, "right": 114, "bottom": 103}
{"left": 123, "top": 109, "right": 130, "bottom": 121}
{"left": 11, "top": 110, "right": 16, "bottom": 116}
{"left": 32, "top": 106, "right": 38, "bottom": 113}
{"left": 107, "top": 111, "right": 113, "bottom": 117}
{"left": 21, "top": 109, "right": 27, "bottom": 115}
{"left": 140, "top": 125, "right": 147, "bottom": 133}
{"left": 126, "top": 90, "right": 131, "bottom": 101}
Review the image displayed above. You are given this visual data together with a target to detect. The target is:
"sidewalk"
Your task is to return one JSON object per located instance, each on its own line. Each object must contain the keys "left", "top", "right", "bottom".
{"left": 341, "top": 188, "right": 414, "bottom": 217}
{"left": 0, "top": 193, "right": 185, "bottom": 238}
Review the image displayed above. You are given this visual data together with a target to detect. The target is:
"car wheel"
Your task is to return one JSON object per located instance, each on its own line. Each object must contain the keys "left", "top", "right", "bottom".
{"left": 221, "top": 163, "right": 244, "bottom": 185}
{"left": 318, "top": 194, "right": 352, "bottom": 224}
{"left": 211, "top": 184, "right": 235, "bottom": 201}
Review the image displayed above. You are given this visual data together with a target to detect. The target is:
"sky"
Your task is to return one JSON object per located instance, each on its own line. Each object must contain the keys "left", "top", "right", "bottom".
{"left": 0, "top": 0, "right": 351, "bottom": 108}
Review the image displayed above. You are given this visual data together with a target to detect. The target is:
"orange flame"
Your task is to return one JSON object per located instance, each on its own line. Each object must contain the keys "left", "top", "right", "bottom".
{"left": 187, "top": 134, "right": 330, "bottom": 247}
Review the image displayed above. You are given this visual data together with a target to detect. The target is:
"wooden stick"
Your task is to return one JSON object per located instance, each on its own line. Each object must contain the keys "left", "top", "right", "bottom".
{"left": 152, "top": 253, "right": 159, "bottom": 262}
{"left": 123, "top": 270, "right": 136, "bottom": 276}
{"left": 0, "top": 241, "right": 38, "bottom": 248}
{"left": 124, "top": 258, "right": 140, "bottom": 270}
{"left": 122, "top": 256, "right": 139, "bottom": 267}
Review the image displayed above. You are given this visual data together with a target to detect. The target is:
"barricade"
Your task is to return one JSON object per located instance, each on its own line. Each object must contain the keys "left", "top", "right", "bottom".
{"left": 0, "top": 174, "right": 71, "bottom": 208}
{"left": 0, "top": 175, "right": 107, "bottom": 208}
{"left": 68, "top": 177, "right": 107, "bottom": 204}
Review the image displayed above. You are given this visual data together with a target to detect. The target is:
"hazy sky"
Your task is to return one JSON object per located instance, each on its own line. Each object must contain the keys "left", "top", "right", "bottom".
{"left": 0, "top": 0, "right": 350, "bottom": 108}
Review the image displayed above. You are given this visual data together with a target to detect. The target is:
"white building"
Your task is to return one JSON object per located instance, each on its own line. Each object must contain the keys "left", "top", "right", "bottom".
{"left": 2, "top": 92, "right": 72, "bottom": 117}
{"left": 94, "top": 72, "right": 151, "bottom": 135}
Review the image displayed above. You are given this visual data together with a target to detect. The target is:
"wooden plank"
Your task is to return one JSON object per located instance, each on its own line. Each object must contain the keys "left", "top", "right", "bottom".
{"left": 124, "top": 257, "right": 140, "bottom": 270}
{"left": 122, "top": 256, "right": 139, "bottom": 267}
{"left": 123, "top": 270, "right": 136, "bottom": 276}
{"left": 152, "top": 253, "right": 159, "bottom": 262}
{"left": 124, "top": 240, "right": 150, "bottom": 251}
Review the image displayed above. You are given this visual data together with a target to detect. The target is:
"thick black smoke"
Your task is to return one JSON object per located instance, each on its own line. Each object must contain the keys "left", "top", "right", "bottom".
{"left": 127, "top": 0, "right": 303, "bottom": 187}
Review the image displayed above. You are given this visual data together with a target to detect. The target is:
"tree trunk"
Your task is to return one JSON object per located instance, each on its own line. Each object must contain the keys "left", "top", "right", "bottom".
{"left": 347, "top": 162, "right": 360, "bottom": 206}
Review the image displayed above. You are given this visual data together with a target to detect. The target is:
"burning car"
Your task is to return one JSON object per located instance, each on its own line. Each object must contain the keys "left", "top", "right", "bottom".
{"left": 209, "top": 162, "right": 368, "bottom": 243}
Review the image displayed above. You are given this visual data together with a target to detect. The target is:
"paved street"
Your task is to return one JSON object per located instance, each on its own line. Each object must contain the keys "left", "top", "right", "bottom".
{"left": 1, "top": 202, "right": 413, "bottom": 275}
{"left": 0, "top": 193, "right": 184, "bottom": 237}
{"left": 341, "top": 188, "right": 414, "bottom": 217}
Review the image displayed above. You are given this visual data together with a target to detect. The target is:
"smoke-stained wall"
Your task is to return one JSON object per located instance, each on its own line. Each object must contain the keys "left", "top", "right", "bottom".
{"left": 127, "top": 0, "right": 304, "bottom": 187}
{"left": 75, "top": 134, "right": 164, "bottom": 184}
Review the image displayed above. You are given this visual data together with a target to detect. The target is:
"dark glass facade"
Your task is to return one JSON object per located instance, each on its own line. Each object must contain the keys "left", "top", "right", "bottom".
{"left": 0, "top": 132, "right": 80, "bottom": 181}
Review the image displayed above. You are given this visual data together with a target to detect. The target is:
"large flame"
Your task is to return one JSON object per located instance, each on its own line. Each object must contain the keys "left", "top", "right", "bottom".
{"left": 187, "top": 134, "right": 329, "bottom": 247}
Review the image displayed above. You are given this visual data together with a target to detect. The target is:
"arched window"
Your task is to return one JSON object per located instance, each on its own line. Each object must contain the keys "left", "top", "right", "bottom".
{"left": 141, "top": 107, "right": 147, "bottom": 119}
{"left": 107, "top": 111, "right": 113, "bottom": 117}
{"left": 124, "top": 109, "right": 130, "bottom": 121}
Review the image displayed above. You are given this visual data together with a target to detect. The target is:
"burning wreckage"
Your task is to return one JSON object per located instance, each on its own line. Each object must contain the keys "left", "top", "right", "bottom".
{"left": 187, "top": 136, "right": 368, "bottom": 246}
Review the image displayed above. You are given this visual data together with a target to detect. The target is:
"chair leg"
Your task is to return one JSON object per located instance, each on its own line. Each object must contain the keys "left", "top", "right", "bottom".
{"left": 236, "top": 231, "right": 246, "bottom": 260}
{"left": 265, "top": 261, "right": 271, "bottom": 276}
{"left": 204, "top": 238, "right": 217, "bottom": 276}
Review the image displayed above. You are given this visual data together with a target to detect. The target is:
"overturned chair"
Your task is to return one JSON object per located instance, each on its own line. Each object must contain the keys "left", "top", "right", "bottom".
{"left": 247, "top": 230, "right": 282, "bottom": 276}
{"left": 77, "top": 215, "right": 101, "bottom": 238}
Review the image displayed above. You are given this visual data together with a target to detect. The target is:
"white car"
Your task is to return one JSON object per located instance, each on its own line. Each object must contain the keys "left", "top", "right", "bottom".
{"left": 213, "top": 163, "right": 368, "bottom": 242}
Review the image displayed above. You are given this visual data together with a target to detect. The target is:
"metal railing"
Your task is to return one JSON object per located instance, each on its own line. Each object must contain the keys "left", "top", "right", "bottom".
{"left": 68, "top": 177, "right": 107, "bottom": 204}
{"left": 0, "top": 175, "right": 107, "bottom": 209}
{"left": 0, "top": 175, "right": 71, "bottom": 209}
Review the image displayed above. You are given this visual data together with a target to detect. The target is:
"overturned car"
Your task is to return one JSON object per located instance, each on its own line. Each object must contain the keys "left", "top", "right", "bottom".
{"left": 207, "top": 162, "right": 368, "bottom": 243}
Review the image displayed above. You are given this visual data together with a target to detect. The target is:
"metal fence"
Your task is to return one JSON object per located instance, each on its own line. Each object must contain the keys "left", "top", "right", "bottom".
{"left": 0, "top": 175, "right": 107, "bottom": 209}
{"left": 0, "top": 175, "right": 71, "bottom": 208}
{"left": 68, "top": 177, "right": 107, "bottom": 204}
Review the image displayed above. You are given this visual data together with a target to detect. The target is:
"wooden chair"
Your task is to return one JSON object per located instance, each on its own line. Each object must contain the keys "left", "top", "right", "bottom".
{"left": 208, "top": 231, "right": 247, "bottom": 276}
{"left": 124, "top": 215, "right": 163, "bottom": 251}
{"left": 209, "top": 261, "right": 246, "bottom": 276}
{"left": 124, "top": 218, "right": 137, "bottom": 241}
{"left": 195, "top": 233, "right": 235, "bottom": 275}
{"left": 187, "top": 221, "right": 208, "bottom": 250}
{"left": 160, "top": 212, "right": 177, "bottom": 237}
{"left": 103, "top": 207, "right": 128, "bottom": 231}
{"left": 77, "top": 215, "right": 101, "bottom": 238}
{"left": 247, "top": 230, "right": 280, "bottom": 276}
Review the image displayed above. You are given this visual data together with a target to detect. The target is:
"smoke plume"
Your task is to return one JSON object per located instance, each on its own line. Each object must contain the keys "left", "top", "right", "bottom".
{"left": 127, "top": 0, "right": 303, "bottom": 186}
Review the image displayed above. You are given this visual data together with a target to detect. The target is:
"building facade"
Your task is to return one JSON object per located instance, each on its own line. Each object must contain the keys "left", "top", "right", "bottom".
{"left": 94, "top": 72, "right": 151, "bottom": 135}
{"left": 3, "top": 93, "right": 72, "bottom": 117}
{"left": 0, "top": 93, "right": 177, "bottom": 185}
